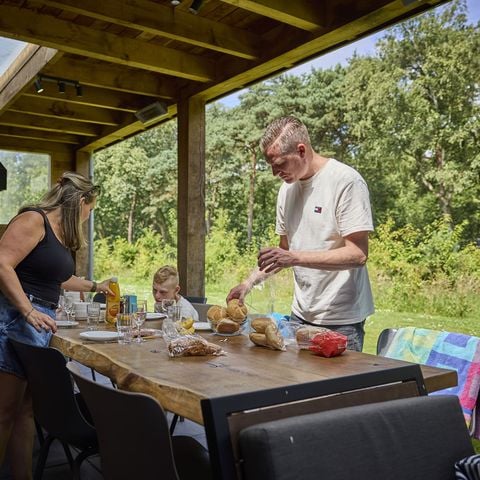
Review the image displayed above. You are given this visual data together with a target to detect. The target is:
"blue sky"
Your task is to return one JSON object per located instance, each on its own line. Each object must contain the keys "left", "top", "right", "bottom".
{"left": 217, "top": 0, "right": 480, "bottom": 108}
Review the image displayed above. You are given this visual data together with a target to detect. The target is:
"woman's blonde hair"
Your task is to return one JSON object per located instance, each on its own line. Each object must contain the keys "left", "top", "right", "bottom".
{"left": 19, "top": 171, "right": 99, "bottom": 251}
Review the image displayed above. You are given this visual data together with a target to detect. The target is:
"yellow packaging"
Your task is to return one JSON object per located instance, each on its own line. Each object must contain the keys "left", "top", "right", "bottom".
{"left": 106, "top": 277, "right": 120, "bottom": 324}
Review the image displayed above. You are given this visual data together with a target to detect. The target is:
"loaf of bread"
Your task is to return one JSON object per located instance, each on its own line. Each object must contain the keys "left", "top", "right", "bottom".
{"left": 226, "top": 299, "right": 248, "bottom": 322}
{"left": 251, "top": 317, "right": 276, "bottom": 333}
{"left": 216, "top": 318, "right": 240, "bottom": 334}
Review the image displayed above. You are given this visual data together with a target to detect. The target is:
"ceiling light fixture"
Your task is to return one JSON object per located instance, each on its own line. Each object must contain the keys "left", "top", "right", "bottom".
{"left": 189, "top": 0, "right": 203, "bottom": 14}
{"left": 135, "top": 101, "right": 168, "bottom": 124}
{"left": 171, "top": 0, "right": 181, "bottom": 5}
{"left": 33, "top": 75, "right": 84, "bottom": 97}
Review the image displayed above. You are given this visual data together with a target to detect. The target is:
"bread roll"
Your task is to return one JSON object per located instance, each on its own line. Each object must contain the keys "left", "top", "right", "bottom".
{"left": 251, "top": 317, "right": 276, "bottom": 333}
{"left": 226, "top": 299, "right": 248, "bottom": 322}
{"left": 265, "top": 324, "right": 285, "bottom": 351}
{"left": 216, "top": 318, "right": 240, "bottom": 334}
{"left": 296, "top": 326, "right": 330, "bottom": 345}
{"left": 249, "top": 332, "right": 268, "bottom": 347}
{"left": 207, "top": 305, "right": 227, "bottom": 322}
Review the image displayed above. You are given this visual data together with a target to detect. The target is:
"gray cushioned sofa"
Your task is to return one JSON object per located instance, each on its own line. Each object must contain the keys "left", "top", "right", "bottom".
{"left": 239, "top": 395, "right": 474, "bottom": 480}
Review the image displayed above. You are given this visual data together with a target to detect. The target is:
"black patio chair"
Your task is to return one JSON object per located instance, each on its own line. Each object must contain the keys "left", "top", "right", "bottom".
{"left": 67, "top": 361, "right": 212, "bottom": 480}
{"left": 7, "top": 336, "right": 98, "bottom": 480}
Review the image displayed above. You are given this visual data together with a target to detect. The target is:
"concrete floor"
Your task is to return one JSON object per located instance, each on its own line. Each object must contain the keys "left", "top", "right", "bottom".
{"left": 0, "top": 364, "right": 207, "bottom": 480}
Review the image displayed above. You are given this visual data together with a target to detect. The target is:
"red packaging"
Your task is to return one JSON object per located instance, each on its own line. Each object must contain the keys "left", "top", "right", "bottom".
{"left": 308, "top": 330, "right": 347, "bottom": 357}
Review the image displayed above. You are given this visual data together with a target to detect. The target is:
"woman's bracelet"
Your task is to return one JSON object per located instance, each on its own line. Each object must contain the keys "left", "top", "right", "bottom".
{"left": 25, "top": 307, "right": 34, "bottom": 319}
{"left": 90, "top": 280, "right": 97, "bottom": 292}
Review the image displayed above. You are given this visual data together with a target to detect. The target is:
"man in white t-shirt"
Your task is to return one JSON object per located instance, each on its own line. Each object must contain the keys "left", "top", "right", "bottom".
{"left": 227, "top": 116, "right": 374, "bottom": 351}
{"left": 152, "top": 265, "right": 199, "bottom": 322}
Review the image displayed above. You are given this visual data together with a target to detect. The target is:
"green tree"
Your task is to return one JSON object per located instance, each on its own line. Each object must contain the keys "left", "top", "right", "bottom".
{"left": 344, "top": 0, "right": 480, "bottom": 241}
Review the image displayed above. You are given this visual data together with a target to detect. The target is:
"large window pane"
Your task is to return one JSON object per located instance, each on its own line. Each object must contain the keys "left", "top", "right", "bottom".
{"left": 0, "top": 150, "right": 50, "bottom": 224}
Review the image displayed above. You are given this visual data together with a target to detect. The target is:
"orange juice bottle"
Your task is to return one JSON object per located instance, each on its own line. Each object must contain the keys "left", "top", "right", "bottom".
{"left": 106, "top": 277, "right": 121, "bottom": 324}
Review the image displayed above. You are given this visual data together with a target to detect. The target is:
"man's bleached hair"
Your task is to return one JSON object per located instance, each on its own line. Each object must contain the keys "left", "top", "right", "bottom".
{"left": 259, "top": 116, "right": 311, "bottom": 155}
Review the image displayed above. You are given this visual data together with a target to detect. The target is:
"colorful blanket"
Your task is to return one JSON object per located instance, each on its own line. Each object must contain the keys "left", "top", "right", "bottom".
{"left": 385, "top": 327, "right": 480, "bottom": 438}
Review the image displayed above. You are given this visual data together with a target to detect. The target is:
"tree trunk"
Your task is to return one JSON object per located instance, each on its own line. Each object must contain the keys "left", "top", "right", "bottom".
{"left": 247, "top": 147, "right": 257, "bottom": 243}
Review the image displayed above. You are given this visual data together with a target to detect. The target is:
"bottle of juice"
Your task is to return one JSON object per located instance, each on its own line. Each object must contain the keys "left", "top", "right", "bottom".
{"left": 106, "top": 277, "right": 121, "bottom": 324}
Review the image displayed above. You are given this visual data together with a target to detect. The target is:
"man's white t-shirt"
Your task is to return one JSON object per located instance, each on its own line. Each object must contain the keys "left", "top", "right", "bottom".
{"left": 276, "top": 158, "right": 374, "bottom": 325}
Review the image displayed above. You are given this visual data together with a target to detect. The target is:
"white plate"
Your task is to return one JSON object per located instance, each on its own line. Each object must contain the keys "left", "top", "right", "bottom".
{"left": 146, "top": 312, "right": 166, "bottom": 320}
{"left": 193, "top": 321, "right": 212, "bottom": 331}
{"left": 79, "top": 331, "right": 119, "bottom": 341}
{"left": 55, "top": 320, "right": 79, "bottom": 328}
{"left": 213, "top": 330, "right": 244, "bottom": 337}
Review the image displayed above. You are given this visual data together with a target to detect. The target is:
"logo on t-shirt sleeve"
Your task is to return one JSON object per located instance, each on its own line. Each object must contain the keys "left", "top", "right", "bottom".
{"left": 314, "top": 206, "right": 323, "bottom": 214}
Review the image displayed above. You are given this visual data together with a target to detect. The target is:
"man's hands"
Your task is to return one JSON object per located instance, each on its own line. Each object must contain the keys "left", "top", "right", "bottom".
{"left": 226, "top": 283, "right": 250, "bottom": 304}
{"left": 258, "top": 247, "right": 295, "bottom": 273}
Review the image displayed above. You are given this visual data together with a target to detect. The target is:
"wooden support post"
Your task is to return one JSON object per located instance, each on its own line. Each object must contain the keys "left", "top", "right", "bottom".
{"left": 177, "top": 97, "right": 206, "bottom": 298}
{"left": 75, "top": 150, "right": 92, "bottom": 279}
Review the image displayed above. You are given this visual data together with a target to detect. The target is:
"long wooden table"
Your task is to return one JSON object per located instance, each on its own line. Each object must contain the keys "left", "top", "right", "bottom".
{"left": 51, "top": 321, "right": 457, "bottom": 424}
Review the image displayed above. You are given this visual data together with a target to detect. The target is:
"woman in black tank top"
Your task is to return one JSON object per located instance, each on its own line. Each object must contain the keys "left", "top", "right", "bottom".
{"left": 0, "top": 172, "right": 112, "bottom": 478}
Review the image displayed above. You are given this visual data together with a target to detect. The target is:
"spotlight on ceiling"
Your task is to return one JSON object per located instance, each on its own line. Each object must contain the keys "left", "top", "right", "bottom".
{"left": 171, "top": 0, "right": 181, "bottom": 5}
{"left": 34, "top": 77, "right": 44, "bottom": 93}
{"left": 135, "top": 101, "right": 168, "bottom": 124}
{"left": 75, "top": 83, "right": 83, "bottom": 97}
{"left": 58, "top": 81, "right": 66, "bottom": 94}
{"left": 189, "top": 0, "right": 203, "bottom": 14}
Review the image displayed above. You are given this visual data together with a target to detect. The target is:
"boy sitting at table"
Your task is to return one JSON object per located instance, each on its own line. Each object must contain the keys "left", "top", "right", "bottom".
{"left": 152, "top": 265, "right": 199, "bottom": 322}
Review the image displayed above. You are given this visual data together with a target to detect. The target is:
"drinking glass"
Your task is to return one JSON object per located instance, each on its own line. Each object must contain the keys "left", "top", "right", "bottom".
{"left": 64, "top": 298, "right": 74, "bottom": 322}
{"left": 116, "top": 314, "right": 133, "bottom": 344}
{"left": 133, "top": 300, "right": 147, "bottom": 344}
{"left": 86, "top": 302, "right": 101, "bottom": 331}
{"left": 161, "top": 298, "right": 176, "bottom": 312}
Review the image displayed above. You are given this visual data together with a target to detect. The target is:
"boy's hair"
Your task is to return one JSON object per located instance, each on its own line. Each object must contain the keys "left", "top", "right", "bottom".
{"left": 153, "top": 265, "right": 179, "bottom": 285}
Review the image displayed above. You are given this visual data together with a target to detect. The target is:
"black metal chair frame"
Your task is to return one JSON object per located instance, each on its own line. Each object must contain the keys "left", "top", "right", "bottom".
{"left": 8, "top": 336, "right": 98, "bottom": 480}
{"left": 201, "top": 364, "right": 427, "bottom": 480}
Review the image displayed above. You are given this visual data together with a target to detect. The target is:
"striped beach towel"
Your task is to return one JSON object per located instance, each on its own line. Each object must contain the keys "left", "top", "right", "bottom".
{"left": 385, "top": 327, "right": 480, "bottom": 438}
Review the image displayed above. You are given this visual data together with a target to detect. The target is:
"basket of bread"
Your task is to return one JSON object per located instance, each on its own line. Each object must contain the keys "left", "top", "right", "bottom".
{"left": 207, "top": 299, "right": 248, "bottom": 335}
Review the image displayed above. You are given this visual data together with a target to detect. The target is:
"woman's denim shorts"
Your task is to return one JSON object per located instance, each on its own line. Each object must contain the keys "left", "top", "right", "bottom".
{"left": 0, "top": 293, "right": 54, "bottom": 379}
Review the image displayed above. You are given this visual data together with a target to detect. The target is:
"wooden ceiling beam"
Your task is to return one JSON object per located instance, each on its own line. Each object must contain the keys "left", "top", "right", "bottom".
{"left": 22, "top": 88, "right": 156, "bottom": 113}
{"left": 0, "top": 136, "right": 73, "bottom": 155}
{"left": 0, "top": 112, "right": 99, "bottom": 136}
{"left": 43, "top": 58, "right": 178, "bottom": 99}
{"left": 79, "top": 105, "right": 178, "bottom": 152}
{"left": 8, "top": 97, "right": 121, "bottom": 126}
{"left": 220, "top": 0, "right": 325, "bottom": 32}
{"left": 0, "top": 5, "right": 216, "bottom": 82}
{"left": 188, "top": 0, "right": 438, "bottom": 102}
{"left": 0, "top": 126, "right": 81, "bottom": 145}
{"left": 40, "top": 0, "right": 261, "bottom": 60}
{"left": 0, "top": 46, "right": 59, "bottom": 110}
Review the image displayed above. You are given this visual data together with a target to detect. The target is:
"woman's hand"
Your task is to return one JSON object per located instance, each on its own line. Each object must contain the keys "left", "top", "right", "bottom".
{"left": 25, "top": 308, "right": 57, "bottom": 333}
{"left": 96, "top": 279, "right": 114, "bottom": 296}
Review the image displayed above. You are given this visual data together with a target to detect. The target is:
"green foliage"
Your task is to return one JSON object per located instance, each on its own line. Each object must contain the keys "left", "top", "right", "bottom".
{"left": 0, "top": 151, "right": 50, "bottom": 223}
{"left": 369, "top": 216, "right": 480, "bottom": 317}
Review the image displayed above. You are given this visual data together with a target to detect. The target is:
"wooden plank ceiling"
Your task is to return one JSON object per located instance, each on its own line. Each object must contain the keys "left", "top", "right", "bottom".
{"left": 0, "top": 0, "right": 449, "bottom": 154}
